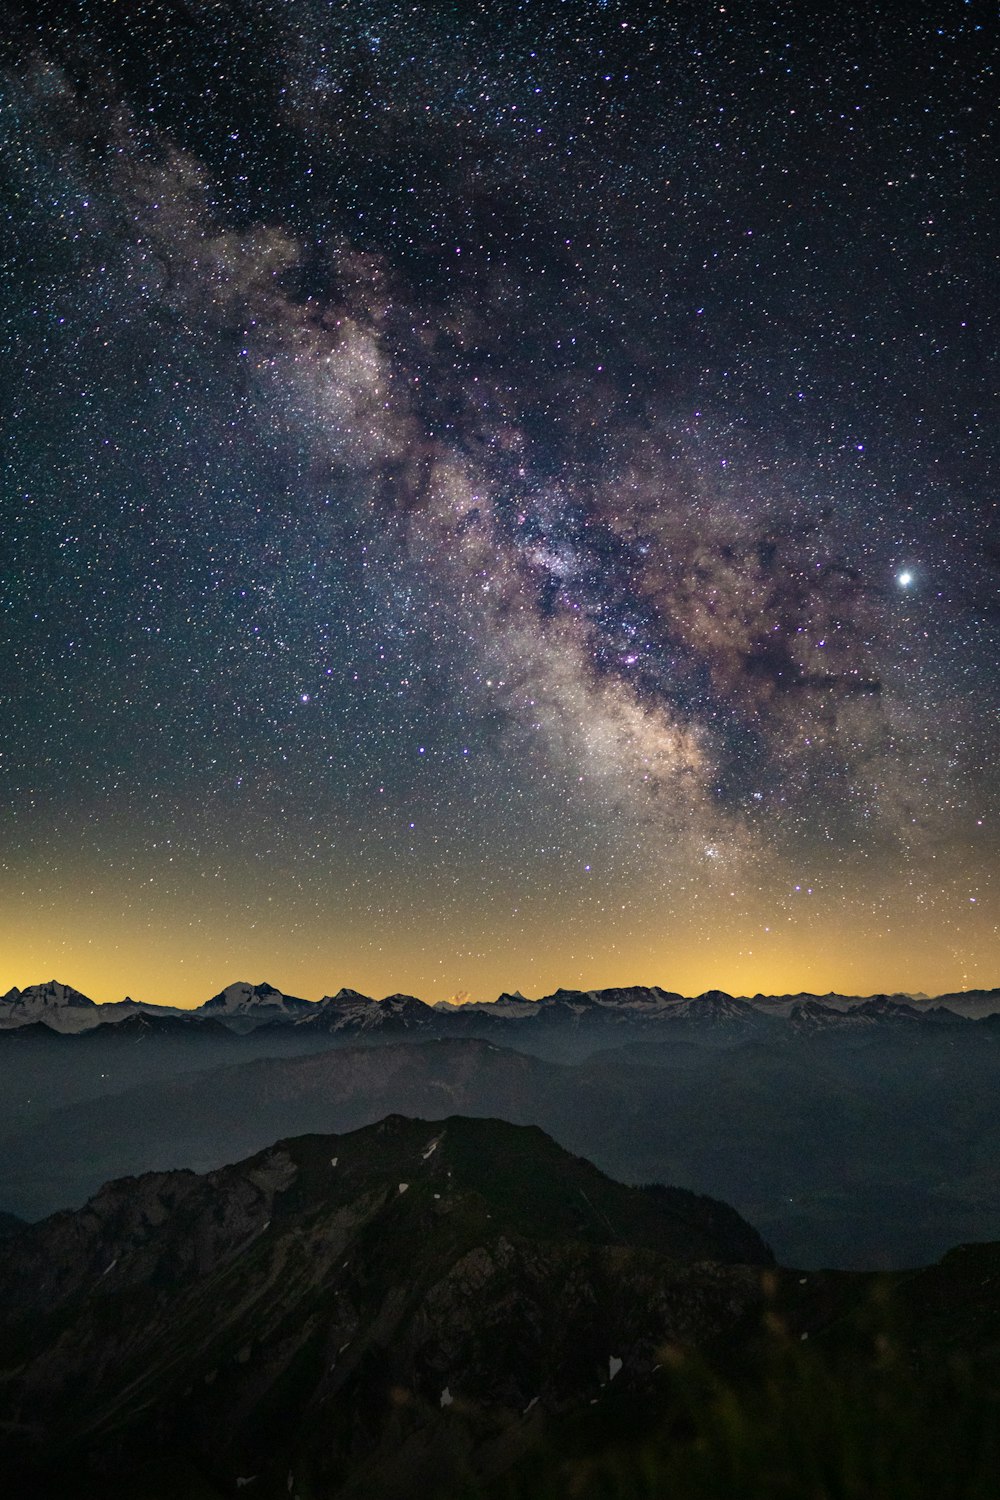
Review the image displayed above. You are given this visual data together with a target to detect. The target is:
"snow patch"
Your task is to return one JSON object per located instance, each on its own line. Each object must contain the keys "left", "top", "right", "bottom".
{"left": 101, "top": 1259, "right": 118, "bottom": 1278}
{"left": 440, "top": 1387, "right": 454, "bottom": 1408}
{"left": 330, "top": 1157, "right": 338, "bottom": 1167}
{"left": 398, "top": 1183, "right": 409, "bottom": 1194}
{"left": 608, "top": 1356, "right": 622, "bottom": 1381}
{"left": 422, "top": 1138, "right": 440, "bottom": 1160}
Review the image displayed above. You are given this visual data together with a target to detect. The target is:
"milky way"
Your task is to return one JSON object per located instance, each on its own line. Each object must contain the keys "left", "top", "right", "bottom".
{"left": 1, "top": 0, "right": 996, "bottom": 1002}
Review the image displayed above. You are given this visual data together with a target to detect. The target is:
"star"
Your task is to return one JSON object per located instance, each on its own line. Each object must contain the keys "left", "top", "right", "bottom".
{"left": 0, "top": 1, "right": 994, "bottom": 1004}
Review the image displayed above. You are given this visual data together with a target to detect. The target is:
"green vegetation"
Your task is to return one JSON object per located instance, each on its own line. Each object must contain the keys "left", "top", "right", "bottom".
{"left": 483, "top": 1282, "right": 1000, "bottom": 1500}
{"left": 4, "top": 1120, "right": 1000, "bottom": 1499}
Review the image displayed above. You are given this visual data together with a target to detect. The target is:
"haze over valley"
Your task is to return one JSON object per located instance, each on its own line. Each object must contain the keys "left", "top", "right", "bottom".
{"left": 2, "top": 0, "right": 997, "bottom": 1491}
{"left": 4, "top": 977, "right": 1000, "bottom": 1269}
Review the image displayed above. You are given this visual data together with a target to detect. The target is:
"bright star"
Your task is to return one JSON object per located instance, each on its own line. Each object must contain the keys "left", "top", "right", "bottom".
{"left": 897, "top": 570, "right": 914, "bottom": 588}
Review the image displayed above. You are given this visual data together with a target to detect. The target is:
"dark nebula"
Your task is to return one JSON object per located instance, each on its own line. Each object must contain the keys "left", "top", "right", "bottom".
{"left": 0, "top": 0, "right": 996, "bottom": 1001}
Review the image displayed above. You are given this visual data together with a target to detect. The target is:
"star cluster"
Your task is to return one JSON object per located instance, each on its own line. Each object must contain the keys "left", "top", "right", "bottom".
{"left": 0, "top": 0, "right": 996, "bottom": 1003}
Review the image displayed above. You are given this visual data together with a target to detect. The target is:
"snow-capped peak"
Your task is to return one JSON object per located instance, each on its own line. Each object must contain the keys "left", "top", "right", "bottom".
{"left": 198, "top": 982, "right": 314, "bottom": 1020}
{"left": 0, "top": 980, "right": 98, "bottom": 1030}
{"left": 1, "top": 979, "right": 96, "bottom": 1011}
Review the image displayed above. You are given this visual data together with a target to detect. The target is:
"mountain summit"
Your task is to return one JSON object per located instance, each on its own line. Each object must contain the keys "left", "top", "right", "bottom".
{"left": 0, "top": 1115, "right": 771, "bottom": 1496}
{"left": 1, "top": 978, "right": 998, "bottom": 1041}
{"left": 0, "top": 980, "right": 97, "bottom": 1031}
{"left": 197, "top": 980, "right": 315, "bottom": 1024}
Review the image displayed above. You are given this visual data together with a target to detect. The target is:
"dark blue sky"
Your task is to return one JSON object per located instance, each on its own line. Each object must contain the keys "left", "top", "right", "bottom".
{"left": 1, "top": 0, "right": 996, "bottom": 1002}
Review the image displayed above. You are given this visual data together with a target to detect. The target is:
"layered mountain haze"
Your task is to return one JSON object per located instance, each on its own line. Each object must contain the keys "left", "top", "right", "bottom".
{"left": 5, "top": 1002, "right": 1000, "bottom": 1267}
{"left": 4, "top": 977, "right": 1000, "bottom": 1273}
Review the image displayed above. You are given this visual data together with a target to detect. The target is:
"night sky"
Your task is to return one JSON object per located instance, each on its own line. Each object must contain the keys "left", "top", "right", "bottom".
{"left": 1, "top": 0, "right": 997, "bottom": 1006}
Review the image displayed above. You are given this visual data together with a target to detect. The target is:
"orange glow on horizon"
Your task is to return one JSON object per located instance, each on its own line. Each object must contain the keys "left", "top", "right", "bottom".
{"left": 1, "top": 880, "right": 996, "bottom": 1008}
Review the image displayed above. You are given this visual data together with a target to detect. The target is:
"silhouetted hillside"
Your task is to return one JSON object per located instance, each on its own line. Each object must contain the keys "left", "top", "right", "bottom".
{"left": 0, "top": 1116, "right": 771, "bottom": 1497}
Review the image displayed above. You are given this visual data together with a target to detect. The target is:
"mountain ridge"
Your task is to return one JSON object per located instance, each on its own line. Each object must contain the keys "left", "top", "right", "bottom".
{"left": 3, "top": 977, "right": 999, "bottom": 1033}
{"left": 0, "top": 1115, "right": 773, "bottom": 1497}
{"left": 6, "top": 1028, "right": 1000, "bottom": 1270}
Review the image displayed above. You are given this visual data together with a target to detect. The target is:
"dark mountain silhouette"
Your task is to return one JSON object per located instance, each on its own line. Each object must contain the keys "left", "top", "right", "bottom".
{"left": 4, "top": 1028, "right": 1000, "bottom": 1269}
{"left": 0, "top": 1116, "right": 771, "bottom": 1498}
{"left": 0, "top": 1210, "right": 23, "bottom": 1238}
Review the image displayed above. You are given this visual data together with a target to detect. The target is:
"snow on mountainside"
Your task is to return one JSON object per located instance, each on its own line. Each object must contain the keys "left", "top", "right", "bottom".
{"left": 0, "top": 980, "right": 317, "bottom": 1033}
{"left": 788, "top": 996, "right": 974, "bottom": 1033}
{"left": 0, "top": 981, "right": 97, "bottom": 1032}
{"left": 453, "top": 991, "right": 539, "bottom": 1018}
{"left": 547, "top": 985, "right": 686, "bottom": 1013}
{"left": 0, "top": 984, "right": 261, "bottom": 1034}
{"left": 1, "top": 977, "right": 998, "bottom": 1034}
{"left": 197, "top": 981, "right": 316, "bottom": 1026}
{"left": 90, "top": 998, "right": 204, "bottom": 1025}
{"left": 460, "top": 988, "right": 785, "bottom": 1028}
{"left": 657, "top": 992, "right": 767, "bottom": 1026}
{"left": 295, "top": 989, "right": 437, "bottom": 1033}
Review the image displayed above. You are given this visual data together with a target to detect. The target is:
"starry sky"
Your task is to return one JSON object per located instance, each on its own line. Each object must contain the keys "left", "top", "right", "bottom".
{"left": 1, "top": 0, "right": 997, "bottom": 1006}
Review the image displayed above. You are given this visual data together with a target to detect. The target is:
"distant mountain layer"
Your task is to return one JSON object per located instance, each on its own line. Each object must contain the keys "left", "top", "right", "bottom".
{"left": 5, "top": 978, "right": 1000, "bottom": 1273}
{"left": 0, "top": 1116, "right": 771, "bottom": 1497}
{"left": 2, "top": 976, "right": 999, "bottom": 1034}
{"left": 5, "top": 1029, "right": 1000, "bottom": 1270}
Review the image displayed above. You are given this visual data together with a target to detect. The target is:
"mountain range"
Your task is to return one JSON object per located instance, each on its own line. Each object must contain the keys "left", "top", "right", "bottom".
{"left": 4, "top": 976, "right": 1000, "bottom": 1270}
{"left": 4, "top": 986, "right": 1000, "bottom": 1490}
{"left": 3, "top": 977, "right": 1000, "bottom": 1038}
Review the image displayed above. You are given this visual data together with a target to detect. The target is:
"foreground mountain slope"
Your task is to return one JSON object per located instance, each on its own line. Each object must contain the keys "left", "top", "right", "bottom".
{"left": 0, "top": 1116, "right": 771, "bottom": 1498}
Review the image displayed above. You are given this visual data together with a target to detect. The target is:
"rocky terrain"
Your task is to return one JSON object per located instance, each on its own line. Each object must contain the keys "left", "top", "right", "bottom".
{"left": 2, "top": 1113, "right": 999, "bottom": 1499}
{"left": 4, "top": 1025, "right": 1000, "bottom": 1269}
{"left": 4, "top": 978, "right": 1000, "bottom": 1269}
{"left": 0, "top": 1115, "right": 773, "bottom": 1498}
{"left": 4, "top": 977, "right": 999, "bottom": 1038}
